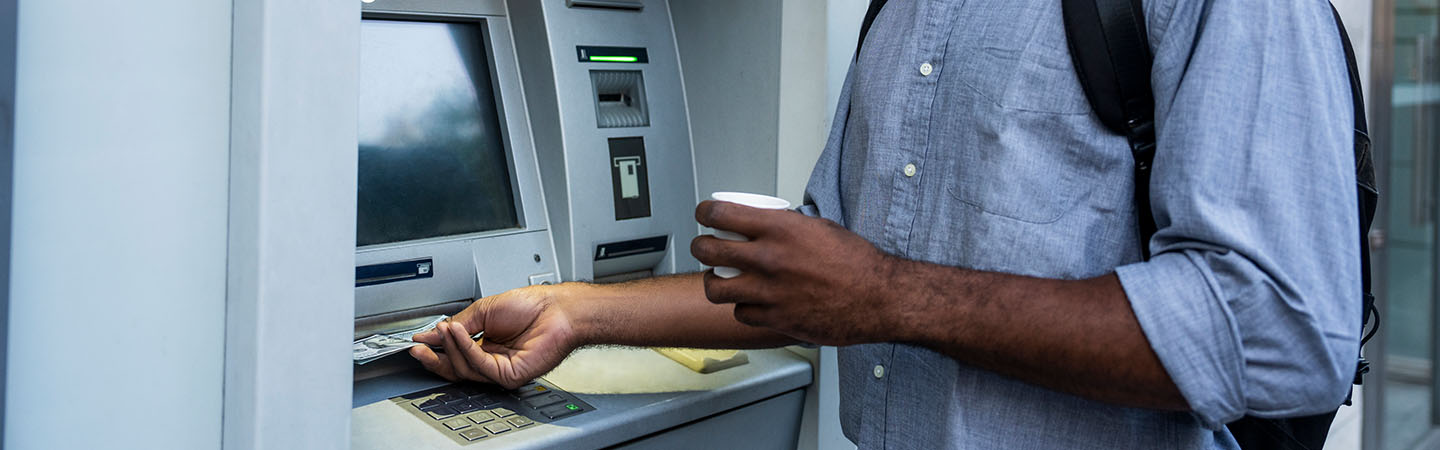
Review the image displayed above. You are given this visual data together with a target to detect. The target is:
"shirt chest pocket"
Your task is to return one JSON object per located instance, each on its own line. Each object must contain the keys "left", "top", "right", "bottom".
{"left": 945, "top": 2, "right": 1090, "bottom": 115}
{"left": 929, "top": 2, "right": 1105, "bottom": 225}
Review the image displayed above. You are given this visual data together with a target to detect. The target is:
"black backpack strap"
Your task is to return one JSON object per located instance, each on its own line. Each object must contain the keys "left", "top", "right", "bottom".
{"left": 1329, "top": 3, "right": 1380, "bottom": 386}
{"left": 856, "top": 0, "right": 890, "bottom": 59}
{"left": 1061, "top": 0, "right": 1158, "bottom": 259}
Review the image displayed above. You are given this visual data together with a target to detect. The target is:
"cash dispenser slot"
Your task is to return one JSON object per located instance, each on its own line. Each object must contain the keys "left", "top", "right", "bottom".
{"left": 593, "top": 235, "right": 668, "bottom": 279}
{"left": 591, "top": 70, "right": 649, "bottom": 128}
{"left": 356, "top": 258, "right": 434, "bottom": 287}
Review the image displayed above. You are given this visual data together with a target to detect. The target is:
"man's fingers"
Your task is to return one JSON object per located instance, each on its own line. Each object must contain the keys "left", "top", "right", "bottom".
{"left": 702, "top": 269, "right": 770, "bottom": 306}
{"left": 412, "top": 328, "right": 442, "bottom": 345}
{"left": 695, "top": 200, "right": 793, "bottom": 238}
{"left": 447, "top": 298, "right": 492, "bottom": 340}
{"left": 731, "top": 303, "right": 775, "bottom": 328}
{"left": 691, "top": 235, "right": 769, "bottom": 271}
{"left": 409, "top": 345, "right": 457, "bottom": 381}
{"left": 413, "top": 299, "right": 488, "bottom": 345}
{"left": 439, "top": 322, "right": 486, "bottom": 381}
{"left": 448, "top": 322, "right": 512, "bottom": 387}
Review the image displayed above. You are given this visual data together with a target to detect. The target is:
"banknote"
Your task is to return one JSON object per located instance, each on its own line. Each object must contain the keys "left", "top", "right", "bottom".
{"left": 353, "top": 315, "right": 448, "bottom": 365}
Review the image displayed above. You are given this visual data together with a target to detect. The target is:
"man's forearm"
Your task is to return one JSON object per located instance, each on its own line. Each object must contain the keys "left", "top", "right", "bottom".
{"left": 882, "top": 257, "right": 1188, "bottom": 411}
{"left": 559, "top": 273, "right": 799, "bottom": 349}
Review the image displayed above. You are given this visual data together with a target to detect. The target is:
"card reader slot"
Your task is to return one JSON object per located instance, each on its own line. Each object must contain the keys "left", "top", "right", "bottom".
{"left": 356, "top": 258, "right": 434, "bottom": 287}
{"left": 567, "top": 0, "right": 644, "bottom": 10}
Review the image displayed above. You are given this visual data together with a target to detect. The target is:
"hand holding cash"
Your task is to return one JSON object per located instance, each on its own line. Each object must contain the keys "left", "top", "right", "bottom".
{"left": 353, "top": 315, "right": 451, "bottom": 365}
{"left": 408, "top": 285, "right": 583, "bottom": 389}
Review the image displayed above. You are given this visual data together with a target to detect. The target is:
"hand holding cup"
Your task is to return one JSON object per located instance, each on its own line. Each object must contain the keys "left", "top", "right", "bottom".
{"left": 706, "top": 192, "right": 792, "bottom": 278}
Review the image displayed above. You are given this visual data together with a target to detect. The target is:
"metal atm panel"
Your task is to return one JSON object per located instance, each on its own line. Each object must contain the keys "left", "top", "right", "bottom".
{"left": 510, "top": 0, "right": 702, "bottom": 282}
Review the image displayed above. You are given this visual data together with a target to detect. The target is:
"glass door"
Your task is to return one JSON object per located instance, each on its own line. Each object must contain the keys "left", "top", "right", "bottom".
{"left": 1370, "top": 0, "right": 1440, "bottom": 448}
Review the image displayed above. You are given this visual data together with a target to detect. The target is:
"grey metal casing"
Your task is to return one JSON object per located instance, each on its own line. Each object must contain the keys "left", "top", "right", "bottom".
{"left": 355, "top": 1, "right": 560, "bottom": 318}
{"left": 0, "top": 0, "right": 13, "bottom": 440}
{"left": 510, "top": 0, "right": 702, "bottom": 282}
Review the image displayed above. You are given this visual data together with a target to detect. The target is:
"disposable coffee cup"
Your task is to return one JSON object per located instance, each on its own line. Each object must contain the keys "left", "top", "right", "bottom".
{"left": 708, "top": 192, "right": 791, "bottom": 278}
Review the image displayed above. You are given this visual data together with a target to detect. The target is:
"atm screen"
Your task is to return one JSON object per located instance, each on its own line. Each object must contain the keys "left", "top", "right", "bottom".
{"left": 357, "top": 19, "right": 519, "bottom": 247}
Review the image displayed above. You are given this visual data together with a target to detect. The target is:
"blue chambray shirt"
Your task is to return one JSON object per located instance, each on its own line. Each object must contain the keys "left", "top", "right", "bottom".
{"left": 796, "top": 0, "right": 1361, "bottom": 448}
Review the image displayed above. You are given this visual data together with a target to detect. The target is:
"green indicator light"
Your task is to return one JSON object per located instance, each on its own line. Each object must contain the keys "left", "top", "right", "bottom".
{"left": 565, "top": 404, "right": 580, "bottom": 410}
{"left": 589, "top": 55, "right": 638, "bottom": 63}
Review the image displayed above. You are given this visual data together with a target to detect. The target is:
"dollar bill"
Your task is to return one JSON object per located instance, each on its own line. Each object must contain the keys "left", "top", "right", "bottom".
{"left": 353, "top": 315, "right": 448, "bottom": 365}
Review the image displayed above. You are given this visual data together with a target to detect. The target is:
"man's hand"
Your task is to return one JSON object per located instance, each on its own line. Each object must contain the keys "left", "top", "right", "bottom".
{"left": 409, "top": 285, "right": 581, "bottom": 389}
{"left": 690, "top": 200, "right": 898, "bottom": 346}
{"left": 693, "top": 200, "right": 1186, "bottom": 410}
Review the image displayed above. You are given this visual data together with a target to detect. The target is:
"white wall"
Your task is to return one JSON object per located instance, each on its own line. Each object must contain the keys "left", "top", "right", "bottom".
{"left": 672, "top": 0, "right": 783, "bottom": 199}
{"left": 1334, "top": 0, "right": 1374, "bottom": 120}
{"left": 824, "top": 0, "right": 867, "bottom": 129}
{"left": 775, "top": 0, "right": 832, "bottom": 205}
{"left": 6, "top": 0, "right": 232, "bottom": 449}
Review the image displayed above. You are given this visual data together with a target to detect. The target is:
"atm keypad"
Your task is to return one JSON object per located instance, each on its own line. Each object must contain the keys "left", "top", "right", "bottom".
{"left": 390, "top": 378, "right": 593, "bottom": 446}
{"left": 459, "top": 429, "right": 489, "bottom": 442}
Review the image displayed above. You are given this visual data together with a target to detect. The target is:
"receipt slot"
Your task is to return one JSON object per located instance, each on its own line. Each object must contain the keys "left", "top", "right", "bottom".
{"left": 607, "top": 137, "right": 650, "bottom": 220}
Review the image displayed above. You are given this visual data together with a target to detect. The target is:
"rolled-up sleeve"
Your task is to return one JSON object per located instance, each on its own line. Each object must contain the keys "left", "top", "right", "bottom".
{"left": 1116, "top": 0, "right": 1361, "bottom": 429}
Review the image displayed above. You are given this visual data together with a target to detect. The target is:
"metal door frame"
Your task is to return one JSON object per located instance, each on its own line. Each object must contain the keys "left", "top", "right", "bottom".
{"left": 0, "top": 0, "right": 14, "bottom": 443}
{"left": 1366, "top": 0, "right": 1440, "bottom": 447}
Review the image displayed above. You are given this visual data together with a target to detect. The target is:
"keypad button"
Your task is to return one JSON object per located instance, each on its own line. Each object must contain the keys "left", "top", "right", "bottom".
{"left": 426, "top": 406, "right": 459, "bottom": 420}
{"left": 523, "top": 393, "right": 566, "bottom": 410}
{"left": 468, "top": 394, "right": 499, "bottom": 406}
{"left": 491, "top": 407, "right": 517, "bottom": 418}
{"left": 514, "top": 383, "right": 550, "bottom": 398}
{"left": 467, "top": 412, "right": 496, "bottom": 424}
{"left": 443, "top": 418, "right": 471, "bottom": 431}
{"left": 508, "top": 416, "right": 535, "bottom": 428}
{"left": 411, "top": 398, "right": 444, "bottom": 411}
{"left": 435, "top": 394, "right": 466, "bottom": 404}
{"left": 540, "top": 404, "right": 581, "bottom": 420}
{"left": 484, "top": 422, "right": 514, "bottom": 435}
{"left": 459, "top": 429, "right": 489, "bottom": 441}
{"left": 452, "top": 400, "right": 481, "bottom": 414}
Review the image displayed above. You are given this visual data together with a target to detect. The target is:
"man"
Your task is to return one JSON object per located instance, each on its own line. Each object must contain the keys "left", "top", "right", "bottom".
{"left": 411, "top": 0, "right": 1361, "bottom": 447}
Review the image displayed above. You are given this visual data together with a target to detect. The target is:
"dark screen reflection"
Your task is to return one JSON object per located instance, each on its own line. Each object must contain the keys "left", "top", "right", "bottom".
{"left": 357, "top": 19, "right": 519, "bottom": 247}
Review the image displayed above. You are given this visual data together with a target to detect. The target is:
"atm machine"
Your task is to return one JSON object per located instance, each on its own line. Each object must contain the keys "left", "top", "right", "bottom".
{"left": 349, "top": 1, "right": 812, "bottom": 448}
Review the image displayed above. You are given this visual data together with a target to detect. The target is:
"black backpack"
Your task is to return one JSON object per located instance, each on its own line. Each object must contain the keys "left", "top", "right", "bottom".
{"left": 856, "top": 1, "right": 1380, "bottom": 449}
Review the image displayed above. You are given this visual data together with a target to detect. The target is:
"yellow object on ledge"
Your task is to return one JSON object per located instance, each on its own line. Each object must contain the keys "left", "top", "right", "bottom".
{"left": 652, "top": 348, "right": 750, "bottom": 373}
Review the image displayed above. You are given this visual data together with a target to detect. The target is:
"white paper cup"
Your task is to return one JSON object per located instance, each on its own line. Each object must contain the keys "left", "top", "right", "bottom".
{"left": 708, "top": 192, "right": 791, "bottom": 278}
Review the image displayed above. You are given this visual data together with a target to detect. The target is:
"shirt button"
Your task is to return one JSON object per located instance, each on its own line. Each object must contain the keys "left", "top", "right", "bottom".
{"left": 903, "top": 163, "right": 917, "bottom": 177}
{"left": 873, "top": 364, "right": 886, "bottom": 379}
{"left": 919, "top": 62, "right": 933, "bottom": 76}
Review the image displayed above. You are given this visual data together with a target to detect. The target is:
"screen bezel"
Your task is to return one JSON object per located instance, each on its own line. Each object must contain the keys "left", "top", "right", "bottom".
{"left": 356, "top": 9, "right": 540, "bottom": 252}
